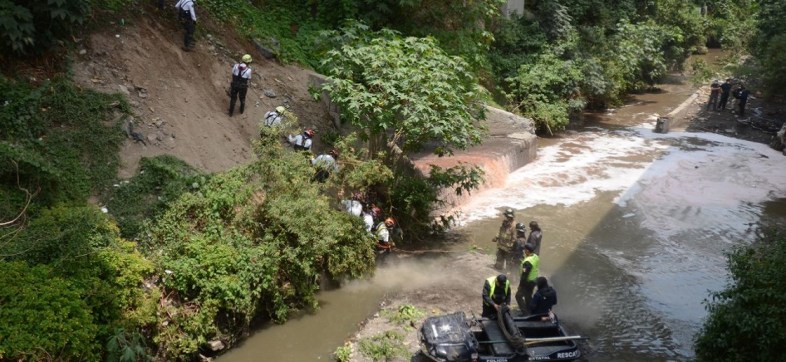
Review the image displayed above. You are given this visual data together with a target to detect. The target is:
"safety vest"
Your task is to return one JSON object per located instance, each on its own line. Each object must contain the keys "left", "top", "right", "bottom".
{"left": 485, "top": 276, "right": 510, "bottom": 305}
{"left": 521, "top": 254, "right": 539, "bottom": 282}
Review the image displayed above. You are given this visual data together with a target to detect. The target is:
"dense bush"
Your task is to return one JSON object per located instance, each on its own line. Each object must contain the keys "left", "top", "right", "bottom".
{"left": 143, "top": 127, "right": 376, "bottom": 358}
{"left": 0, "top": 0, "right": 90, "bottom": 55}
{"left": 752, "top": 0, "right": 786, "bottom": 95}
{"left": 0, "top": 77, "right": 127, "bottom": 219}
{"left": 694, "top": 232, "right": 786, "bottom": 361}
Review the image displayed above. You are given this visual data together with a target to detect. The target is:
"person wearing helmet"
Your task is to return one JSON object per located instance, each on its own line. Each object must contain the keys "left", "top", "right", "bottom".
{"left": 511, "top": 222, "right": 527, "bottom": 276}
{"left": 174, "top": 0, "right": 197, "bottom": 51}
{"left": 492, "top": 208, "right": 517, "bottom": 271}
{"left": 374, "top": 217, "right": 396, "bottom": 262}
{"left": 287, "top": 129, "right": 314, "bottom": 152}
{"left": 228, "top": 54, "right": 253, "bottom": 117}
{"left": 311, "top": 148, "right": 339, "bottom": 182}
{"left": 263, "top": 106, "right": 286, "bottom": 127}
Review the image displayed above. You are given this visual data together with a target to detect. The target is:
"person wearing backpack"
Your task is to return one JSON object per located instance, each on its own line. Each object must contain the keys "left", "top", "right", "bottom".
{"left": 174, "top": 0, "right": 196, "bottom": 51}
{"left": 263, "top": 106, "right": 285, "bottom": 127}
{"left": 228, "top": 54, "right": 253, "bottom": 117}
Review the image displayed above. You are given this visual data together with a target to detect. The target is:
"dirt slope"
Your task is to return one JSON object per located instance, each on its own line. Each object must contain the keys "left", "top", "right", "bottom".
{"left": 72, "top": 14, "right": 331, "bottom": 178}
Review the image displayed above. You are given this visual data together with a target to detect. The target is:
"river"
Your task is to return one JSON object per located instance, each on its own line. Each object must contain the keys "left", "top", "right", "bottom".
{"left": 220, "top": 52, "right": 786, "bottom": 361}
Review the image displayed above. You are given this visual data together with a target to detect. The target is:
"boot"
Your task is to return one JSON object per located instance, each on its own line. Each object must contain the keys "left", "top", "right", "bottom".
{"left": 228, "top": 108, "right": 233, "bottom": 117}
{"left": 239, "top": 103, "right": 245, "bottom": 114}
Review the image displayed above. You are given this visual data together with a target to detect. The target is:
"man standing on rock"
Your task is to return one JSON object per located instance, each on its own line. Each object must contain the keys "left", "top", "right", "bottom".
{"left": 718, "top": 78, "right": 733, "bottom": 111}
{"left": 175, "top": 0, "right": 196, "bottom": 51}
{"left": 733, "top": 84, "right": 750, "bottom": 117}
{"left": 493, "top": 208, "right": 517, "bottom": 271}
{"left": 228, "top": 54, "right": 253, "bottom": 117}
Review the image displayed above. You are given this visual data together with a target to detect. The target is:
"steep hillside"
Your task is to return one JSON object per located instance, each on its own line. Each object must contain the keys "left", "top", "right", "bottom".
{"left": 71, "top": 13, "right": 331, "bottom": 178}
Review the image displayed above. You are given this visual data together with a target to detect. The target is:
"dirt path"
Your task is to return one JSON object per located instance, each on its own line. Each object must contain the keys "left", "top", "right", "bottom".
{"left": 72, "top": 14, "right": 332, "bottom": 178}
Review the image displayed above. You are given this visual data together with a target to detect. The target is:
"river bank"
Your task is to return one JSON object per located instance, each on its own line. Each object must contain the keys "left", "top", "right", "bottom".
{"left": 341, "top": 74, "right": 785, "bottom": 362}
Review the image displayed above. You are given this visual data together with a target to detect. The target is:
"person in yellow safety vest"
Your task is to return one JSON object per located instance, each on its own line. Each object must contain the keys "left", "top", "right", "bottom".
{"left": 482, "top": 274, "right": 511, "bottom": 319}
{"left": 515, "top": 243, "right": 539, "bottom": 315}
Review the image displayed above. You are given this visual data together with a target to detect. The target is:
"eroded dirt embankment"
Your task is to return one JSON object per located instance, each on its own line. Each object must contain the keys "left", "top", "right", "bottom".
{"left": 72, "top": 13, "right": 332, "bottom": 178}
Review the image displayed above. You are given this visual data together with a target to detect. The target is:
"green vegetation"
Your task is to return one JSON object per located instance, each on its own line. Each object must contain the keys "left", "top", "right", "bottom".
{"left": 694, "top": 232, "right": 786, "bottom": 361}
{"left": 751, "top": 0, "right": 786, "bottom": 95}
{"left": 382, "top": 304, "right": 426, "bottom": 328}
{"left": 333, "top": 344, "right": 352, "bottom": 362}
{"left": 358, "top": 331, "right": 409, "bottom": 361}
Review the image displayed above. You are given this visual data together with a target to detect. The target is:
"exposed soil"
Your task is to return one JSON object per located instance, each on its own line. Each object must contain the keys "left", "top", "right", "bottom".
{"left": 71, "top": 10, "right": 334, "bottom": 178}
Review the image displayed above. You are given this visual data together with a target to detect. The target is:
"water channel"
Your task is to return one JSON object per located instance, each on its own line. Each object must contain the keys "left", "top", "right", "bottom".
{"left": 220, "top": 52, "right": 786, "bottom": 361}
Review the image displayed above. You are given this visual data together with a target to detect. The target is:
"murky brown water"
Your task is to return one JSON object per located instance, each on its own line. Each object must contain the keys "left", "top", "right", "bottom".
{"left": 219, "top": 49, "right": 786, "bottom": 362}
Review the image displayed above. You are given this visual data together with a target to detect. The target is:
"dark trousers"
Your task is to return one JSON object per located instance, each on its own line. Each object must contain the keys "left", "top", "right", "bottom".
{"left": 718, "top": 93, "right": 730, "bottom": 110}
{"left": 182, "top": 18, "right": 195, "bottom": 48}
{"left": 707, "top": 93, "right": 719, "bottom": 110}
{"left": 228, "top": 86, "right": 247, "bottom": 115}
{"left": 738, "top": 101, "right": 747, "bottom": 116}
{"left": 515, "top": 279, "right": 535, "bottom": 315}
{"left": 495, "top": 249, "right": 517, "bottom": 273}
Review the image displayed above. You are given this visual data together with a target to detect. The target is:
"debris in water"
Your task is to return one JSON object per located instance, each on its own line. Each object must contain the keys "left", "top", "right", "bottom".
{"left": 622, "top": 213, "right": 635, "bottom": 218}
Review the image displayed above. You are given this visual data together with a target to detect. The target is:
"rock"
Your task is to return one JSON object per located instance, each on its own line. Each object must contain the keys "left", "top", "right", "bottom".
{"left": 264, "top": 89, "right": 277, "bottom": 98}
{"left": 155, "top": 132, "right": 165, "bottom": 141}
{"left": 198, "top": 354, "right": 213, "bottom": 362}
{"left": 136, "top": 86, "right": 149, "bottom": 98}
{"left": 147, "top": 134, "right": 157, "bottom": 143}
{"left": 118, "top": 84, "right": 130, "bottom": 95}
{"left": 207, "top": 340, "right": 225, "bottom": 352}
{"left": 154, "top": 119, "right": 164, "bottom": 128}
{"left": 252, "top": 37, "right": 280, "bottom": 60}
{"left": 78, "top": 49, "right": 87, "bottom": 55}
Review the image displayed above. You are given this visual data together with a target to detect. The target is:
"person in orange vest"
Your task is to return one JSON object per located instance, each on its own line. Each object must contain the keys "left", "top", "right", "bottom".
{"left": 482, "top": 274, "right": 511, "bottom": 319}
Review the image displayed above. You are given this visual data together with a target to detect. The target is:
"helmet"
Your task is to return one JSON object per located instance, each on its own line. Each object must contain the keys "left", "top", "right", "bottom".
{"left": 503, "top": 208, "right": 514, "bottom": 218}
{"left": 275, "top": 106, "right": 285, "bottom": 113}
{"left": 304, "top": 129, "right": 315, "bottom": 138}
{"left": 384, "top": 217, "right": 395, "bottom": 227}
{"left": 515, "top": 222, "right": 526, "bottom": 232}
{"left": 241, "top": 54, "right": 252, "bottom": 63}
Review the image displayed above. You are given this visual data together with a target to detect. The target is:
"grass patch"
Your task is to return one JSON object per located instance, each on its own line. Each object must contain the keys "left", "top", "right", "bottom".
{"left": 358, "top": 330, "right": 409, "bottom": 361}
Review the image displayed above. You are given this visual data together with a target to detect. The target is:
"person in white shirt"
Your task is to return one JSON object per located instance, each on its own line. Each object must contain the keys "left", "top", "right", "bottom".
{"left": 287, "top": 129, "right": 314, "bottom": 152}
{"left": 174, "top": 0, "right": 196, "bottom": 50}
{"left": 228, "top": 54, "right": 253, "bottom": 116}
{"left": 311, "top": 149, "right": 339, "bottom": 182}
{"left": 263, "top": 106, "right": 285, "bottom": 127}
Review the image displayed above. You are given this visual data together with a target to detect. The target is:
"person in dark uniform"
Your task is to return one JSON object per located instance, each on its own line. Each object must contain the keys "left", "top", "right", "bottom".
{"left": 515, "top": 243, "right": 539, "bottom": 315}
{"left": 482, "top": 274, "right": 511, "bottom": 319}
{"left": 529, "top": 276, "right": 557, "bottom": 315}
{"left": 175, "top": 0, "right": 196, "bottom": 51}
{"left": 228, "top": 54, "right": 252, "bottom": 116}
{"left": 707, "top": 80, "right": 720, "bottom": 111}
{"left": 733, "top": 84, "right": 750, "bottom": 117}
{"left": 511, "top": 223, "right": 527, "bottom": 277}
{"left": 718, "top": 78, "right": 733, "bottom": 110}
{"left": 527, "top": 221, "right": 542, "bottom": 255}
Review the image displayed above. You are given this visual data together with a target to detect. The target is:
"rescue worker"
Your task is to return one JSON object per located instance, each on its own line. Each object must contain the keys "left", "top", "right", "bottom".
{"left": 529, "top": 276, "right": 557, "bottom": 315}
{"left": 174, "top": 0, "right": 196, "bottom": 51}
{"left": 511, "top": 222, "right": 527, "bottom": 277}
{"left": 228, "top": 54, "right": 252, "bottom": 117}
{"left": 263, "top": 106, "right": 285, "bottom": 127}
{"left": 515, "top": 243, "right": 539, "bottom": 315}
{"left": 718, "top": 78, "right": 733, "bottom": 110}
{"left": 733, "top": 84, "right": 750, "bottom": 117}
{"left": 527, "top": 221, "right": 542, "bottom": 255}
{"left": 311, "top": 149, "right": 339, "bottom": 182}
{"left": 287, "top": 129, "right": 315, "bottom": 152}
{"left": 482, "top": 274, "right": 511, "bottom": 319}
{"left": 375, "top": 217, "right": 396, "bottom": 263}
{"left": 492, "top": 208, "right": 516, "bottom": 271}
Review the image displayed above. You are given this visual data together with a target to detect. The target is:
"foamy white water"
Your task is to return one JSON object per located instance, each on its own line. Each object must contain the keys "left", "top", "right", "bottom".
{"left": 458, "top": 121, "right": 786, "bottom": 243}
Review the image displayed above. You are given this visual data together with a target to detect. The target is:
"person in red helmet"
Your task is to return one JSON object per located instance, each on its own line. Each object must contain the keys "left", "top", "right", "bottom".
{"left": 287, "top": 128, "right": 314, "bottom": 151}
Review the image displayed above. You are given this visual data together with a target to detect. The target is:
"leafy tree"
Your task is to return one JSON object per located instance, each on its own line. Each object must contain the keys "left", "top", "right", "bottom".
{"left": 0, "top": 0, "right": 90, "bottom": 55}
{"left": 694, "top": 232, "right": 786, "bottom": 361}
{"left": 752, "top": 0, "right": 786, "bottom": 94}
{"left": 318, "top": 22, "right": 486, "bottom": 157}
